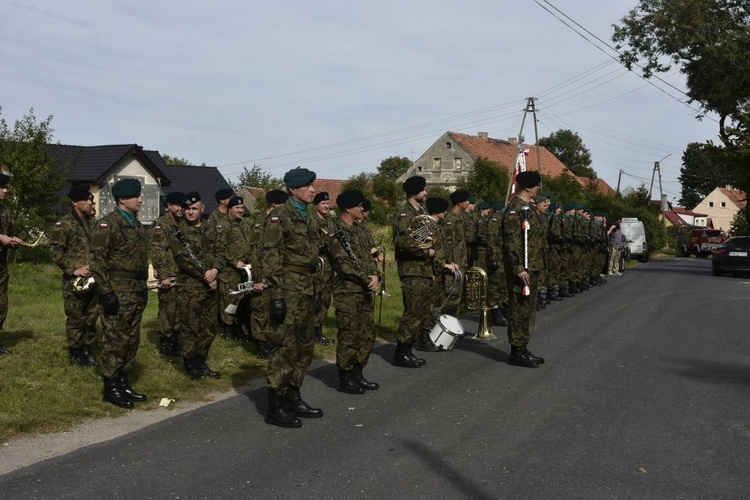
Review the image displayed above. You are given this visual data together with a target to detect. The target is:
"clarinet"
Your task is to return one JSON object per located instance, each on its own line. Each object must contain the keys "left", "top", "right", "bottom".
{"left": 335, "top": 223, "right": 361, "bottom": 271}
{"left": 172, "top": 224, "right": 203, "bottom": 270}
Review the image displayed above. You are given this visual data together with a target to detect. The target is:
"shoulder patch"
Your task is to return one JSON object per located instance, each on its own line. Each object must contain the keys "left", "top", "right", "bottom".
{"left": 398, "top": 212, "right": 407, "bottom": 218}
{"left": 98, "top": 222, "right": 109, "bottom": 229}
{"left": 270, "top": 216, "right": 280, "bottom": 223}
{"left": 54, "top": 221, "right": 63, "bottom": 226}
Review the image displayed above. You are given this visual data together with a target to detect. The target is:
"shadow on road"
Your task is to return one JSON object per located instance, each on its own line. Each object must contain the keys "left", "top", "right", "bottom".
{"left": 662, "top": 355, "right": 750, "bottom": 387}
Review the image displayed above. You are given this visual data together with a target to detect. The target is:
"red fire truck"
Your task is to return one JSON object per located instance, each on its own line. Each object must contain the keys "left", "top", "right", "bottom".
{"left": 678, "top": 228, "right": 727, "bottom": 258}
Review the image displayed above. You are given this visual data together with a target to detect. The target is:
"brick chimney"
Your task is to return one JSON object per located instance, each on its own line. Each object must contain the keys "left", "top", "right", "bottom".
{"left": 507, "top": 137, "right": 517, "bottom": 144}
{"left": 478, "top": 131, "right": 488, "bottom": 140}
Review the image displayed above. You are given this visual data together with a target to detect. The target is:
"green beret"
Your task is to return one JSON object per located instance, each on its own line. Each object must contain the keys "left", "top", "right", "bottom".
{"left": 468, "top": 196, "right": 477, "bottom": 204}
{"left": 563, "top": 202, "right": 575, "bottom": 211}
{"left": 493, "top": 202, "right": 505, "bottom": 212}
{"left": 536, "top": 192, "right": 551, "bottom": 201}
{"left": 283, "top": 167, "right": 316, "bottom": 188}
{"left": 477, "top": 201, "right": 490, "bottom": 210}
{"left": 112, "top": 178, "right": 141, "bottom": 198}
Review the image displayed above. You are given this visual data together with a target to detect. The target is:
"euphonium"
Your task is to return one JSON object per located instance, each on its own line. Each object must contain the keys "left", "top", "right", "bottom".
{"left": 407, "top": 214, "right": 439, "bottom": 249}
{"left": 70, "top": 276, "right": 96, "bottom": 295}
{"left": 228, "top": 265, "right": 254, "bottom": 295}
{"left": 463, "top": 266, "right": 497, "bottom": 340}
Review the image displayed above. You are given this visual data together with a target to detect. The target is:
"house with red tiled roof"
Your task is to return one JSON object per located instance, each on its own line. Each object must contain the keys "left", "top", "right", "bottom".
{"left": 397, "top": 131, "right": 614, "bottom": 195}
{"left": 692, "top": 186, "right": 747, "bottom": 231}
{"left": 667, "top": 207, "right": 708, "bottom": 227}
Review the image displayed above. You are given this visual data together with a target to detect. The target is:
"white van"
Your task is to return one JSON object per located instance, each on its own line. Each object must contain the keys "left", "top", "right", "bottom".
{"left": 620, "top": 217, "right": 649, "bottom": 262}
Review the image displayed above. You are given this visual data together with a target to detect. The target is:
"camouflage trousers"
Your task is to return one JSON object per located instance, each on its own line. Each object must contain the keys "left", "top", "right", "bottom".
{"left": 488, "top": 264, "right": 509, "bottom": 308}
{"left": 98, "top": 284, "right": 148, "bottom": 379}
{"left": 157, "top": 284, "right": 180, "bottom": 340}
{"left": 178, "top": 281, "right": 218, "bottom": 359}
{"left": 266, "top": 289, "right": 315, "bottom": 394}
{"left": 315, "top": 281, "right": 332, "bottom": 330}
{"left": 0, "top": 267, "right": 7, "bottom": 330}
{"left": 218, "top": 274, "right": 243, "bottom": 325}
{"left": 334, "top": 291, "right": 375, "bottom": 370}
{"left": 507, "top": 270, "right": 539, "bottom": 348}
{"left": 62, "top": 279, "right": 99, "bottom": 348}
{"left": 397, "top": 276, "right": 433, "bottom": 343}
{"left": 250, "top": 290, "right": 269, "bottom": 342}
{"left": 547, "top": 246, "right": 564, "bottom": 288}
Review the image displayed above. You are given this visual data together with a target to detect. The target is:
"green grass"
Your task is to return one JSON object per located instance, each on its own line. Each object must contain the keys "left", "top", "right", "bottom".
{"left": 0, "top": 255, "right": 403, "bottom": 442}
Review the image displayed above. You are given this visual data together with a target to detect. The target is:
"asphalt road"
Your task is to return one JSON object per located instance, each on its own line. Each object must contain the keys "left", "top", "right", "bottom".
{"left": 2, "top": 258, "right": 749, "bottom": 499}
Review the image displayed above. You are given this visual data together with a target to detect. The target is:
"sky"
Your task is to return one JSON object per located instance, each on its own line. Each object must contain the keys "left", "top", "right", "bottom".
{"left": 1, "top": 0, "right": 721, "bottom": 204}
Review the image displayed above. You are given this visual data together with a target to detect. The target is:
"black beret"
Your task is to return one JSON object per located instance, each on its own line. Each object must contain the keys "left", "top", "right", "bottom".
{"left": 477, "top": 201, "right": 490, "bottom": 210}
{"left": 516, "top": 171, "right": 541, "bottom": 189}
{"left": 215, "top": 188, "right": 233, "bottom": 201}
{"left": 166, "top": 192, "right": 186, "bottom": 205}
{"left": 450, "top": 189, "right": 470, "bottom": 204}
{"left": 266, "top": 189, "right": 288, "bottom": 205}
{"left": 402, "top": 175, "right": 426, "bottom": 196}
{"left": 111, "top": 178, "right": 141, "bottom": 198}
{"left": 283, "top": 167, "right": 316, "bottom": 188}
{"left": 361, "top": 198, "right": 372, "bottom": 212}
{"left": 183, "top": 191, "right": 201, "bottom": 208}
{"left": 0, "top": 173, "right": 10, "bottom": 188}
{"left": 227, "top": 196, "right": 244, "bottom": 209}
{"left": 313, "top": 191, "right": 329, "bottom": 205}
{"left": 336, "top": 190, "right": 364, "bottom": 210}
{"left": 426, "top": 197, "right": 449, "bottom": 215}
{"left": 68, "top": 184, "right": 92, "bottom": 201}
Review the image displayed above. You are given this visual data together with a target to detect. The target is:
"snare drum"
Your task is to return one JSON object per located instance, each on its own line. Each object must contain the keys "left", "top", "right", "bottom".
{"left": 429, "top": 314, "right": 465, "bottom": 351}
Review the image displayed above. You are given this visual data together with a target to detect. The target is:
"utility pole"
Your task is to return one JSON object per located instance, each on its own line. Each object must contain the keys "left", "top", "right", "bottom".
{"left": 616, "top": 169, "right": 623, "bottom": 195}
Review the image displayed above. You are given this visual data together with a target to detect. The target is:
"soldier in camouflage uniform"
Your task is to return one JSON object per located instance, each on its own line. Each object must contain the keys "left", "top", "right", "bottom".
{"left": 439, "top": 189, "right": 470, "bottom": 315}
{"left": 215, "top": 196, "right": 252, "bottom": 341}
{"left": 209, "top": 188, "right": 234, "bottom": 329}
{"left": 327, "top": 190, "right": 382, "bottom": 394}
{"left": 49, "top": 184, "right": 99, "bottom": 366}
{"left": 487, "top": 202, "right": 509, "bottom": 326}
{"left": 534, "top": 194, "right": 551, "bottom": 310}
{"left": 392, "top": 175, "right": 434, "bottom": 368}
{"left": 501, "top": 171, "right": 547, "bottom": 368}
{"left": 0, "top": 172, "right": 22, "bottom": 355}
{"left": 247, "top": 190, "right": 288, "bottom": 358}
{"left": 545, "top": 201, "right": 567, "bottom": 301}
{"left": 148, "top": 191, "right": 184, "bottom": 356}
{"left": 170, "top": 192, "right": 222, "bottom": 381}
{"left": 261, "top": 167, "right": 322, "bottom": 428}
{"left": 90, "top": 178, "right": 149, "bottom": 408}
{"left": 462, "top": 196, "right": 478, "bottom": 267}
{"left": 309, "top": 191, "right": 334, "bottom": 345}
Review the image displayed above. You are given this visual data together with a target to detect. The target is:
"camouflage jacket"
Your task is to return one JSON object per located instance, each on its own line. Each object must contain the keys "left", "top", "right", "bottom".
{"left": 327, "top": 219, "right": 381, "bottom": 294}
{"left": 502, "top": 196, "right": 547, "bottom": 275}
{"left": 170, "top": 219, "right": 219, "bottom": 286}
{"left": 149, "top": 214, "right": 180, "bottom": 280}
{"left": 90, "top": 209, "right": 149, "bottom": 295}
{"left": 248, "top": 213, "right": 267, "bottom": 282}
{"left": 393, "top": 201, "right": 433, "bottom": 278}
{"left": 0, "top": 204, "right": 15, "bottom": 267}
{"left": 49, "top": 210, "right": 95, "bottom": 277}
{"left": 261, "top": 201, "right": 320, "bottom": 298}
{"left": 487, "top": 212, "right": 503, "bottom": 269}
{"left": 310, "top": 213, "right": 335, "bottom": 286}
{"left": 442, "top": 209, "right": 469, "bottom": 268}
{"left": 214, "top": 215, "right": 252, "bottom": 283}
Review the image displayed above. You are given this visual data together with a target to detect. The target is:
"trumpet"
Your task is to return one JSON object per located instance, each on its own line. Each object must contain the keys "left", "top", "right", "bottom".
{"left": 19, "top": 231, "right": 46, "bottom": 248}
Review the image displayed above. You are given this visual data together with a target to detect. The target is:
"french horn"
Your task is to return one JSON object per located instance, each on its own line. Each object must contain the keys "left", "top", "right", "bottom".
{"left": 407, "top": 214, "right": 439, "bottom": 249}
{"left": 70, "top": 276, "right": 96, "bottom": 295}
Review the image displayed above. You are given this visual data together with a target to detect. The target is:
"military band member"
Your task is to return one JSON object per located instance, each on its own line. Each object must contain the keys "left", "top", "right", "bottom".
{"left": 487, "top": 202, "right": 509, "bottom": 326}
{"left": 392, "top": 175, "right": 433, "bottom": 368}
{"left": 501, "top": 171, "right": 546, "bottom": 368}
{"left": 261, "top": 167, "right": 322, "bottom": 428}
{"left": 149, "top": 191, "right": 185, "bottom": 356}
{"left": 208, "top": 188, "right": 233, "bottom": 227}
{"left": 90, "top": 178, "right": 149, "bottom": 408}
{"left": 171, "top": 192, "right": 221, "bottom": 380}
{"left": 534, "top": 193, "right": 551, "bottom": 310}
{"left": 216, "top": 195, "right": 252, "bottom": 341}
{"left": 436, "top": 189, "right": 470, "bottom": 317}
{"left": 328, "top": 190, "right": 381, "bottom": 394}
{"left": 247, "top": 189, "right": 288, "bottom": 358}
{"left": 310, "top": 191, "right": 334, "bottom": 345}
{"left": 427, "top": 197, "right": 461, "bottom": 327}
{"left": 49, "top": 184, "right": 99, "bottom": 366}
{"left": 0, "top": 172, "right": 20, "bottom": 355}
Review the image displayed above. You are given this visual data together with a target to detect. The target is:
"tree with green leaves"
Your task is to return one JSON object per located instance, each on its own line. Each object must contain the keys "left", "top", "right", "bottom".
{"left": 377, "top": 156, "right": 412, "bottom": 179}
{"left": 0, "top": 108, "right": 66, "bottom": 237}
{"left": 161, "top": 154, "right": 192, "bottom": 166}
{"left": 538, "top": 129, "right": 596, "bottom": 178}
{"left": 678, "top": 142, "right": 728, "bottom": 208}
{"left": 233, "top": 164, "right": 283, "bottom": 192}
{"left": 456, "top": 157, "right": 509, "bottom": 203}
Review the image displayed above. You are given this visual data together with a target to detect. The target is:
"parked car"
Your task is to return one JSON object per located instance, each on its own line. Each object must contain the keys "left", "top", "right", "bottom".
{"left": 712, "top": 236, "right": 750, "bottom": 276}
{"left": 620, "top": 217, "right": 648, "bottom": 262}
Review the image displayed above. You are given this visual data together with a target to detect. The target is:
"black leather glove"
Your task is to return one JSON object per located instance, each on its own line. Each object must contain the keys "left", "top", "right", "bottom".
{"left": 100, "top": 291, "right": 120, "bottom": 316}
{"left": 270, "top": 298, "right": 286, "bottom": 324}
{"left": 314, "top": 292, "right": 323, "bottom": 315}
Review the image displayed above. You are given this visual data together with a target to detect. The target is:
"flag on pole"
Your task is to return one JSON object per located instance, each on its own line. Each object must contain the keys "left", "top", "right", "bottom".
{"left": 510, "top": 147, "right": 530, "bottom": 195}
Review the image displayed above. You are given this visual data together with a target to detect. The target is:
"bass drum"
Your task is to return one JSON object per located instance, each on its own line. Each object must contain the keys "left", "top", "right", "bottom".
{"left": 429, "top": 314, "right": 465, "bottom": 351}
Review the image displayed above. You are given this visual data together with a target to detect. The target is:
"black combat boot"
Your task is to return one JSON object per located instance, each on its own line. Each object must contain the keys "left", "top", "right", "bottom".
{"left": 0, "top": 343, "right": 11, "bottom": 355}
{"left": 222, "top": 324, "right": 236, "bottom": 341}
{"left": 393, "top": 342, "right": 421, "bottom": 368}
{"left": 254, "top": 339, "right": 272, "bottom": 359}
{"left": 102, "top": 376, "right": 134, "bottom": 408}
{"left": 284, "top": 385, "right": 323, "bottom": 418}
{"left": 352, "top": 363, "right": 379, "bottom": 390}
{"left": 69, "top": 347, "right": 87, "bottom": 366}
{"left": 408, "top": 343, "right": 427, "bottom": 365}
{"left": 337, "top": 368, "right": 366, "bottom": 394}
{"left": 118, "top": 372, "right": 147, "bottom": 402}
{"left": 183, "top": 357, "right": 205, "bottom": 380}
{"left": 81, "top": 345, "right": 98, "bottom": 366}
{"left": 549, "top": 286, "right": 563, "bottom": 301}
{"left": 536, "top": 294, "right": 546, "bottom": 311}
{"left": 561, "top": 284, "right": 573, "bottom": 297}
{"left": 265, "top": 388, "right": 302, "bottom": 428}
{"left": 541, "top": 287, "right": 551, "bottom": 305}
{"left": 508, "top": 345, "right": 539, "bottom": 369}
{"left": 491, "top": 307, "right": 508, "bottom": 327}
{"left": 196, "top": 355, "right": 221, "bottom": 379}
{"left": 566, "top": 281, "right": 577, "bottom": 295}
{"left": 522, "top": 346, "right": 545, "bottom": 365}
{"left": 314, "top": 327, "right": 331, "bottom": 345}
{"left": 415, "top": 328, "right": 439, "bottom": 352}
